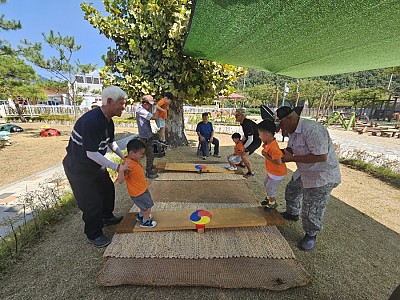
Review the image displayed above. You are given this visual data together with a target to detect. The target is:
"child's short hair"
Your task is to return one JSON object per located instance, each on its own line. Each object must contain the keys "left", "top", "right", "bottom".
{"left": 231, "top": 132, "right": 241, "bottom": 139}
{"left": 164, "top": 91, "right": 174, "bottom": 101}
{"left": 126, "top": 138, "right": 145, "bottom": 153}
{"left": 257, "top": 119, "right": 277, "bottom": 134}
{"left": 202, "top": 112, "right": 209, "bottom": 117}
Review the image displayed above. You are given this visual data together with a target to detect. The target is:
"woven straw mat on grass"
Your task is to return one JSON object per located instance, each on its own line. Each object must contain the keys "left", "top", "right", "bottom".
{"left": 104, "top": 202, "right": 294, "bottom": 260}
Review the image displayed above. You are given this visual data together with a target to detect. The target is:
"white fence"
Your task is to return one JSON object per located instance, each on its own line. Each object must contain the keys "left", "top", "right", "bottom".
{"left": 0, "top": 104, "right": 318, "bottom": 118}
{"left": 0, "top": 104, "right": 237, "bottom": 117}
{"left": 0, "top": 104, "right": 88, "bottom": 116}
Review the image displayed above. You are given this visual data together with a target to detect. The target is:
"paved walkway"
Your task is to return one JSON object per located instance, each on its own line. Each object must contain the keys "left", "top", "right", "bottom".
{"left": 0, "top": 135, "right": 137, "bottom": 237}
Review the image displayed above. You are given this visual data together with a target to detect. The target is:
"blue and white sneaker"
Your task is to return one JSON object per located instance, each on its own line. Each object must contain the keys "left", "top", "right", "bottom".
{"left": 140, "top": 219, "right": 157, "bottom": 228}
{"left": 136, "top": 214, "right": 152, "bottom": 222}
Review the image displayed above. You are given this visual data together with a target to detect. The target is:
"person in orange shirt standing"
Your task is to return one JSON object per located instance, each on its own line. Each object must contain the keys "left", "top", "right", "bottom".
{"left": 155, "top": 91, "right": 174, "bottom": 146}
{"left": 117, "top": 138, "right": 157, "bottom": 228}
{"left": 257, "top": 119, "right": 287, "bottom": 210}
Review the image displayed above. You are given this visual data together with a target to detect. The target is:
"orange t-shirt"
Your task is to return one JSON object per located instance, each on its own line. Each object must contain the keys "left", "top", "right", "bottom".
{"left": 262, "top": 139, "right": 287, "bottom": 177}
{"left": 123, "top": 156, "right": 148, "bottom": 197}
{"left": 157, "top": 99, "right": 168, "bottom": 119}
{"left": 233, "top": 140, "right": 245, "bottom": 155}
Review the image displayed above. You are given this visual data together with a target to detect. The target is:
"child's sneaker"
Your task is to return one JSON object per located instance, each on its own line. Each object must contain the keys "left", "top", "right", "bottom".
{"left": 260, "top": 197, "right": 269, "bottom": 206}
{"left": 227, "top": 166, "right": 237, "bottom": 171}
{"left": 140, "top": 219, "right": 157, "bottom": 228}
{"left": 263, "top": 202, "right": 278, "bottom": 210}
{"left": 136, "top": 214, "right": 152, "bottom": 222}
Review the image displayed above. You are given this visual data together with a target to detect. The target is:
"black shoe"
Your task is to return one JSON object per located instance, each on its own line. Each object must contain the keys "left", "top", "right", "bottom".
{"left": 145, "top": 172, "right": 159, "bottom": 179}
{"left": 103, "top": 215, "right": 123, "bottom": 226}
{"left": 238, "top": 163, "right": 246, "bottom": 168}
{"left": 280, "top": 211, "right": 299, "bottom": 221}
{"left": 264, "top": 202, "right": 278, "bottom": 210}
{"left": 88, "top": 234, "right": 111, "bottom": 248}
{"left": 260, "top": 197, "right": 268, "bottom": 206}
{"left": 158, "top": 140, "right": 171, "bottom": 147}
{"left": 243, "top": 171, "right": 255, "bottom": 179}
{"left": 213, "top": 153, "right": 221, "bottom": 158}
{"left": 299, "top": 233, "right": 317, "bottom": 251}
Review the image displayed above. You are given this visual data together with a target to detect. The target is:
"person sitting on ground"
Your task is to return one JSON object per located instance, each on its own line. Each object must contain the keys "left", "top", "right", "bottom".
{"left": 155, "top": 91, "right": 173, "bottom": 146}
{"left": 277, "top": 106, "right": 341, "bottom": 251}
{"left": 117, "top": 138, "right": 157, "bottom": 228}
{"left": 225, "top": 132, "right": 245, "bottom": 171}
{"left": 196, "top": 112, "right": 221, "bottom": 160}
{"left": 257, "top": 119, "right": 287, "bottom": 210}
{"left": 234, "top": 108, "right": 262, "bottom": 178}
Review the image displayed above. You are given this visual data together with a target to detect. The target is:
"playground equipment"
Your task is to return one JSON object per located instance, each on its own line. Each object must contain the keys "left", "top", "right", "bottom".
{"left": 325, "top": 111, "right": 356, "bottom": 131}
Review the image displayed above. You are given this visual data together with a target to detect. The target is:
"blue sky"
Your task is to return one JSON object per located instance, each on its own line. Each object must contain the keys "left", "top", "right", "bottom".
{"left": 2, "top": 0, "right": 113, "bottom": 79}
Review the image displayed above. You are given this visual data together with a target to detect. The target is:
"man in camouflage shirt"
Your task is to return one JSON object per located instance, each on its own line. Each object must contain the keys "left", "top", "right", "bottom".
{"left": 278, "top": 106, "right": 341, "bottom": 251}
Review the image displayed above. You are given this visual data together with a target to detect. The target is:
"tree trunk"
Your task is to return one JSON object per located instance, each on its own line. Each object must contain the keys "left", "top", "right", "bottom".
{"left": 166, "top": 93, "right": 188, "bottom": 146}
{"left": 15, "top": 103, "right": 26, "bottom": 122}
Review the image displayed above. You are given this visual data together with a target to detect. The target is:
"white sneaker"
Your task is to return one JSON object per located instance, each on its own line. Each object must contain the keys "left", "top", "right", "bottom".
{"left": 227, "top": 166, "right": 237, "bottom": 171}
{"left": 224, "top": 164, "right": 231, "bottom": 169}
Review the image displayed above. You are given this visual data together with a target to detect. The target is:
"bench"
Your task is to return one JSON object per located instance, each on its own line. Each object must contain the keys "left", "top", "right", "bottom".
{"left": 380, "top": 129, "right": 400, "bottom": 137}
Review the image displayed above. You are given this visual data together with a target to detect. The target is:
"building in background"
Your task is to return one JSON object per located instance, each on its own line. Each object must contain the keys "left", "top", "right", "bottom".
{"left": 75, "top": 74, "right": 103, "bottom": 108}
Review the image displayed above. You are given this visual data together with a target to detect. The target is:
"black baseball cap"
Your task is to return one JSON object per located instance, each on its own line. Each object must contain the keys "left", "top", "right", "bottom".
{"left": 276, "top": 106, "right": 294, "bottom": 120}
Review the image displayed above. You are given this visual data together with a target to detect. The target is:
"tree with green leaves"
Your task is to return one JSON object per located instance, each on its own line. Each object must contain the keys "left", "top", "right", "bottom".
{"left": 0, "top": 55, "right": 46, "bottom": 120}
{"left": 0, "top": 55, "right": 36, "bottom": 98}
{"left": 22, "top": 30, "right": 96, "bottom": 115}
{"left": 243, "top": 83, "right": 277, "bottom": 106}
{"left": 81, "top": 0, "right": 244, "bottom": 145}
{"left": 0, "top": 0, "right": 21, "bottom": 56}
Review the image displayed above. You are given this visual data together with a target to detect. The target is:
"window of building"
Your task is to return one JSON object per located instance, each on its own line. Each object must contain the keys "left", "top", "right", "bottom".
{"left": 86, "top": 76, "right": 93, "bottom": 84}
{"left": 93, "top": 77, "right": 100, "bottom": 84}
{"left": 76, "top": 75, "right": 84, "bottom": 83}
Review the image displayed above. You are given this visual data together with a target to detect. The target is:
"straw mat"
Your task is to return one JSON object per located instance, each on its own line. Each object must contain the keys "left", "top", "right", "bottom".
{"left": 96, "top": 257, "right": 311, "bottom": 289}
{"left": 149, "top": 180, "right": 258, "bottom": 203}
{"left": 99, "top": 202, "right": 311, "bottom": 289}
{"left": 106, "top": 202, "right": 290, "bottom": 259}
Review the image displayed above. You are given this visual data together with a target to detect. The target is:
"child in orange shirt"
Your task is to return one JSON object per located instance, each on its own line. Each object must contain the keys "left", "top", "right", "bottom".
{"left": 257, "top": 120, "right": 287, "bottom": 210}
{"left": 117, "top": 138, "right": 157, "bottom": 228}
{"left": 225, "top": 132, "right": 245, "bottom": 171}
{"left": 155, "top": 92, "right": 174, "bottom": 146}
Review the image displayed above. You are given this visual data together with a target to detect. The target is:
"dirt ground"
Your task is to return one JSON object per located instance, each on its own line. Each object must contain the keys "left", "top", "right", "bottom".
{"left": 0, "top": 122, "right": 399, "bottom": 299}
{"left": 0, "top": 123, "right": 133, "bottom": 186}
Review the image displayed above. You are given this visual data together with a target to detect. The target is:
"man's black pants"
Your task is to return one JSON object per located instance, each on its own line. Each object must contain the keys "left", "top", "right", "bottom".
{"left": 63, "top": 155, "right": 115, "bottom": 239}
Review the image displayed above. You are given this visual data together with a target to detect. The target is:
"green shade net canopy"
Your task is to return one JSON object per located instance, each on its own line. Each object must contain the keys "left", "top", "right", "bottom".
{"left": 182, "top": 0, "right": 400, "bottom": 78}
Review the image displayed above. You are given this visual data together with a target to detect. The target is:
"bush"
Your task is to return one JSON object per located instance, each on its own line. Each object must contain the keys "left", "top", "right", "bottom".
{"left": 246, "top": 108, "right": 260, "bottom": 115}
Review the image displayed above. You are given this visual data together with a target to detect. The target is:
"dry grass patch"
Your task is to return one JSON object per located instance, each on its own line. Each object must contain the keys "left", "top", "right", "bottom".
{"left": 0, "top": 122, "right": 134, "bottom": 186}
